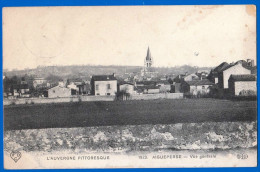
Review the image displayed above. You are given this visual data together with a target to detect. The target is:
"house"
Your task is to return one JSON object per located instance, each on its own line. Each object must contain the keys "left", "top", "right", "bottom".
{"left": 11, "top": 84, "right": 30, "bottom": 97}
{"left": 173, "top": 73, "right": 199, "bottom": 93}
{"left": 142, "top": 85, "right": 160, "bottom": 94}
{"left": 228, "top": 74, "right": 257, "bottom": 96}
{"left": 45, "top": 86, "right": 72, "bottom": 98}
{"left": 91, "top": 74, "right": 117, "bottom": 96}
{"left": 67, "top": 78, "right": 88, "bottom": 95}
{"left": 207, "top": 62, "right": 230, "bottom": 84}
{"left": 77, "top": 83, "right": 90, "bottom": 95}
{"left": 183, "top": 73, "right": 200, "bottom": 82}
{"left": 58, "top": 80, "right": 65, "bottom": 87}
{"left": 182, "top": 79, "right": 214, "bottom": 97}
{"left": 196, "top": 71, "right": 209, "bottom": 80}
{"left": 67, "top": 82, "right": 78, "bottom": 91}
{"left": 33, "top": 77, "right": 46, "bottom": 88}
{"left": 134, "top": 80, "right": 159, "bottom": 94}
{"left": 118, "top": 81, "right": 135, "bottom": 95}
{"left": 218, "top": 62, "right": 251, "bottom": 89}
{"left": 67, "top": 78, "right": 83, "bottom": 86}
{"left": 173, "top": 74, "right": 186, "bottom": 83}
{"left": 156, "top": 80, "right": 171, "bottom": 93}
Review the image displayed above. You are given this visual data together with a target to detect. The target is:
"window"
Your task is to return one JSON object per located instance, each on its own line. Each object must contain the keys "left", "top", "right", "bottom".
{"left": 107, "top": 84, "right": 111, "bottom": 89}
{"left": 96, "top": 84, "right": 99, "bottom": 90}
{"left": 53, "top": 90, "right": 55, "bottom": 93}
{"left": 97, "top": 93, "right": 100, "bottom": 95}
{"left": 107, "top": 93, "right": 111, "bottom": 95}
{"left": 202, "top": 86, "right": 205, "bottom": 89}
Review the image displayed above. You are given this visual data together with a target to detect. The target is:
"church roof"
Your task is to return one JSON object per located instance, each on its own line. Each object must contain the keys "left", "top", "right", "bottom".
{"left": 146, "top": 47, "right": 152, "bottom": 60}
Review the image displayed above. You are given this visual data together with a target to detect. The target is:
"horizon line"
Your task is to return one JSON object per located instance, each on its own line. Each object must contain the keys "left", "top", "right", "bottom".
{"left": 3, "top": 63, "right": 216, "bottom": 72}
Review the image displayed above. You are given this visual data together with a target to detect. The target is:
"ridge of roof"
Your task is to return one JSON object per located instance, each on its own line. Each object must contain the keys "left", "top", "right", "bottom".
{"left": 229, "top": 74, "right": 256, "bottom": 81}
{"left": 91, "top": 75, "right": 117, "bottom": 81}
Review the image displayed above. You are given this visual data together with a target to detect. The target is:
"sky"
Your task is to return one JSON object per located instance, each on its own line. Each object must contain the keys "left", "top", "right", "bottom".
{"left": 3, "top": 5, "right": 256, "bottom": 70}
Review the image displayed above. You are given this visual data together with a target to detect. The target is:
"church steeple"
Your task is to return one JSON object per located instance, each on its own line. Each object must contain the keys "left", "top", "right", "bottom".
{"left": 141, "top": 46, "right": 156, "bottom": 78}
{"left": 146, "top": 47, "right": 152, "bottom": 61}
{"left": 144, "top": 46, "right": 152, "bottom": 69}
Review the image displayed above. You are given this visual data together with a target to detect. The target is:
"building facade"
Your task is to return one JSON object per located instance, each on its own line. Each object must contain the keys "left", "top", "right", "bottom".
{"left": 33, "top": 78, "right": 46, "bottom": 88}
{"left": 91, "top": 74, "right": 117, "bottom": 96}
{"left": 183, "top": 73, "right": 200, "bottom": 82}
{"left": 46, "top": 86, "right": 72, "bottom": 98}
{"left": 119, "top": 83, "right": 135, "bottom": 95}
{"left": 228, "top": 74, "right": 257, "bottom": 96}
{"left": 182, "top": 79, "right": 214, "bottom": 96}
{"left": 218, "top": 63, "right": 251, "bottom": 89}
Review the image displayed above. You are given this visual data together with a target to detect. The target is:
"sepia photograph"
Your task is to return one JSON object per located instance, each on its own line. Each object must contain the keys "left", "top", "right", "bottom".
{"left": 2, "top": 5, "right": 257, "bottom": 169}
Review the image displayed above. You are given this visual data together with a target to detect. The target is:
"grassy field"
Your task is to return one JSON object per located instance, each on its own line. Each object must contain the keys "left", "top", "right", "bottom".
{"left": 4, "top": 98, "right": 257, "bottom": 130}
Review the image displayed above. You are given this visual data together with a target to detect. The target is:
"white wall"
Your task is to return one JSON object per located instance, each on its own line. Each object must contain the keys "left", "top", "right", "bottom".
{"left": 184, "top": 73, "right": 199, "bottom": 81}
{"left": 147, "top": 89, "right": 160, "bottom": 94}
{"left": 214, "top": 77, "right": 218, "bottom": 84}
{"left": 3, "top": 95, "right": 116, "bottom": 105}
{"left": 67, "top": 83, "right": 78, "bottom": 91}
{"left": 223, "top": 64, "right": 251, "bottom": 89}
{"left": 159, "top": 85, "right": 171, "bottom": 93}
{"left": 131, "top": 93, "right": 183, "bottom": 100}
{"left": 189, "top": 85, "right": 211, "bottom": 95}
{"left": 94, "top": 80, "right": 117, "bottom": 96}
{"left": 119, "top": 84, "right": 134, "bottom": 94}
{"left": 48, "top": 86, "right": 71, "bottom": 98}
{"left": 235, "top": 81, "right": 257, "bottom": 95}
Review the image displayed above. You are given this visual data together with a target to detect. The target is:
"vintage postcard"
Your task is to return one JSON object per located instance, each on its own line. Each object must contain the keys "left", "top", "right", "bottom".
{"left": 3, "top": 5, "right": 257, "bottom": 169}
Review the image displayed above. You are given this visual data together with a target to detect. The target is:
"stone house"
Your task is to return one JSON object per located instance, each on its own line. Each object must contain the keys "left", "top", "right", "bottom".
{"left": 156, "top": 80, "right": 171, "bottom": 93}
{"left": 183, "top": 73, "right": 200, "bottom": 82}
{"left": 45, "top": 86, "right": 72, "bottom": 98}
{"left": 33, "top": 77, "right": 46, "bottom": 88}
{"left": 118, "top": 81, "right": 135, "bottom": 95}
{"left": 11, "top": 84, "right": 30, "bottom": 97}
{"left": 228, "top": 74, "right": 257, "bottom": 96}
{"left": 91, "top": 74, "right": 117, "bottom": 96}
{"left": 218, "top": 63, "right": 251, "bottom": 89}
{"left": 182, "top": 79, "right": 214, "bottom": 97}
{"left": 207, "top": 62, "right": 230, "bottom": 84}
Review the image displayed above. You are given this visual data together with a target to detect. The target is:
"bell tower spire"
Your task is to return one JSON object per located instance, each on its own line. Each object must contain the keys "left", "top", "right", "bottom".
{"left": 144, "top": 46, "right": 152, "bottom": 68}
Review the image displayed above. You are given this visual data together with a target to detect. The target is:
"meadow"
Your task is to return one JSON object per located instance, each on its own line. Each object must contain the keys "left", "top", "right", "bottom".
{"left": 4, "top": 98, "right": 257, "bottom": 130}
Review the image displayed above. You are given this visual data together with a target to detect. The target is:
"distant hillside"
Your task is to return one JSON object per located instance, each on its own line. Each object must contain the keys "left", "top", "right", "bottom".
{"left": 3, "top": 65, "right": 213, "bottom": 79}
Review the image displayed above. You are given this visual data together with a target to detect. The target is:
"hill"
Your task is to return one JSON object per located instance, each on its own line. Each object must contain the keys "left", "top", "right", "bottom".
{"left": 3, "top": 65, "right": 213, "bottom": 79}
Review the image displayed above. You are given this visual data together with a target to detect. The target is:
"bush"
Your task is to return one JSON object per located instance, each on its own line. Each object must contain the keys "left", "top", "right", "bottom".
{"left": 239, "top": 90, "right": 256, "bottom": 96}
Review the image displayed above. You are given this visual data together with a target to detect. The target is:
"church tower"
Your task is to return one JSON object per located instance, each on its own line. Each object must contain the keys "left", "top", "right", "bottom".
{"left": 144, "top": 47, "right": 153, "bottom": 72}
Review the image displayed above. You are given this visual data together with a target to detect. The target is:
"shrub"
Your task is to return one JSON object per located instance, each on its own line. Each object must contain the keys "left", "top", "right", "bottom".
{"left": 239, "top": 90, "right": 257, "bottom": 96}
